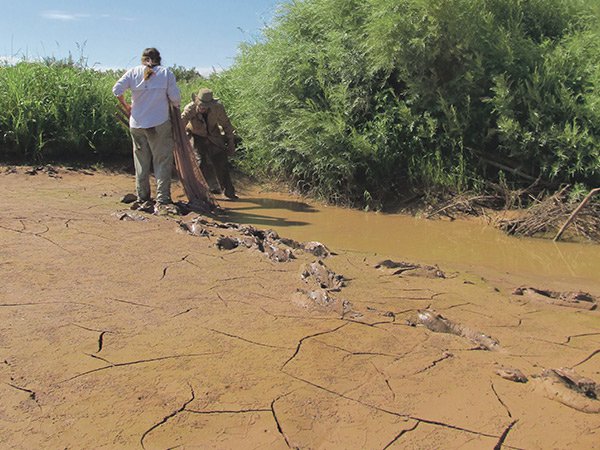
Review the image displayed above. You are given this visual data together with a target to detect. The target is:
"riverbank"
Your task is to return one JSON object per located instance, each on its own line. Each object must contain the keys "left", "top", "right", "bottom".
{"left": 1, "top": 166, "right": 599, "bottom": 449}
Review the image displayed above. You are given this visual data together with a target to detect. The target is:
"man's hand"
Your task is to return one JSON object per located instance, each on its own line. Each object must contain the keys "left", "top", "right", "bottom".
{"left": 227, "top": 139, "right": 236, "bottom": 157}
{"left": 117, "top": 95, "right": 131, "bottom": 117}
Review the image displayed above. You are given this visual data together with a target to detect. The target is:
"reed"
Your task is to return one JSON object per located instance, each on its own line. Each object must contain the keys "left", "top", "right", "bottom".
{"left": 0, "top": 60, "right": 130, "bottom": 161}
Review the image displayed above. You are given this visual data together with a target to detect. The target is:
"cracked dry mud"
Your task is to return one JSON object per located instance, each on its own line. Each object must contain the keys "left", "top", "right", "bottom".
{"left": 2, "top": 166, "right": 600, "bottom": 450}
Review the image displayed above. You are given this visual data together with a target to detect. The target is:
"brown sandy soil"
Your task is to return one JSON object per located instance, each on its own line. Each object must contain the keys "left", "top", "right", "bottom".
{"left": 1, "top": 166, "right": 599, "bottom": 450}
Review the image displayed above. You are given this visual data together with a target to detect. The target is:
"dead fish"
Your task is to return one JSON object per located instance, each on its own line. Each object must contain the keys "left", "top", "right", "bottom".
{"left": 542, "top": 368, "right": 599, "bottom": 399}
{"left": 375, "top": 260, "right": 445, "bottom": 278}
{"left": 375, "top": 259, "right": 415, "bottom": 269}
{"left": 113, "top": 211, "right": 148, "bottom": 222}
{"left": 239, "top": 235, "right": 260, "bottom": 249}
{"left": 239, "top": 225, "right": 265, "bottom": 239}
{"left": 278, "top": 237, "right": 304, "bottom": 249}
{"left": 512, "top": 287, "right": 597, "bottom": 310}
{"left": 495, "top": 367, "right": 528, "bottom": 383}
{"left": 303, "top": 241, "right": 331, "bottom": 257}
{"left": 265, "top": 229, "right": 280, "bottom": 240}
{"left": 216, "top": 236, "right": 239, "bottom": 250}
{"left": 460, "top": 327, "right": 501, "bottom": 351}
{"left": 264, "top": 243, "right": 295, "bottom": 262}
{"left": 416, "top": 309, "right": 500, "bottom": 351}
{"left": 190, "top": 222, "right": 211, "bottom": 237}
{"left": 416, "top": 310, "right": 454, "bottom": 334}
{"left": 301, "top": 260, "right": 345, "bottom": 291}
{"left": 533, "top": 368, "right": 600, "bottom": 413}
{"left": 306, "top": 289, "right": 334, "bottom": 307}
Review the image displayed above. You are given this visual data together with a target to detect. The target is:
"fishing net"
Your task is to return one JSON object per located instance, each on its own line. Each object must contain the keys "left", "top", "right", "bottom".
{"left": 169, "top": 106, "right": 216, "bottom": 211}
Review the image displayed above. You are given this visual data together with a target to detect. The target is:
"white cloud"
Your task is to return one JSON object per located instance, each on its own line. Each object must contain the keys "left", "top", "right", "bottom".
{"left": 42, "top": 10, "right": 90, "bottom": 21}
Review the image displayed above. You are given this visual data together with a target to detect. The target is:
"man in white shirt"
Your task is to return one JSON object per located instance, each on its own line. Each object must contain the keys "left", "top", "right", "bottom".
{"left": 112, "top": 48, "right": 181, "bottom": 213}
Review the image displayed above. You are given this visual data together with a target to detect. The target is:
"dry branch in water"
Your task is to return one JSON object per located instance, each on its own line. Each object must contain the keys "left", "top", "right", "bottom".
{"left": 495, "top": 186, "right": 600, "bottom": 242}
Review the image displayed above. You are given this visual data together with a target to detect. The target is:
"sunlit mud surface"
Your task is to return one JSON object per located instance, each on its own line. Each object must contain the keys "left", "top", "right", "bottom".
{"left": 1, "top": 167, "right": 599, "bottom": 449}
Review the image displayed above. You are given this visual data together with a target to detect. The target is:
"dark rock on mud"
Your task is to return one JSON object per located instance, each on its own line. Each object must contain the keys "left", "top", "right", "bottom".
{"left": 25, "top": 165, "right": 61, "bottom": 178}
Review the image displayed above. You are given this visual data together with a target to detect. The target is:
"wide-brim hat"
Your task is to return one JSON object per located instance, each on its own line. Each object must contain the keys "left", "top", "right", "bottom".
{"left": 194, "top": 88, "right": 218, "bottom": 106}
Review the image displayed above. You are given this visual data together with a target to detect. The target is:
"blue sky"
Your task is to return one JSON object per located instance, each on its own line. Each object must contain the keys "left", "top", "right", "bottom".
{"left": 0, "top": 0, "right": 282, "bottom": 73}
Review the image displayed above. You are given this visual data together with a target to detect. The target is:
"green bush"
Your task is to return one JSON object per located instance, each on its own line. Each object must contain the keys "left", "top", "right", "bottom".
{"left": 216, "top": 0, "right": 600, "bottom": 206}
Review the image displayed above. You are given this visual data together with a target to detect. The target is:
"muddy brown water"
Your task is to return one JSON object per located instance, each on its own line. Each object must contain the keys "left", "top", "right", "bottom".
{"left": 220, "top": 187, "right": 600, "bottom": 288}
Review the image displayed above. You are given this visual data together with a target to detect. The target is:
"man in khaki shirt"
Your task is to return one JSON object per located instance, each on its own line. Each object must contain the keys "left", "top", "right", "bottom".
{"left": 181, "top": 88, "right": 237, "bottom": 199}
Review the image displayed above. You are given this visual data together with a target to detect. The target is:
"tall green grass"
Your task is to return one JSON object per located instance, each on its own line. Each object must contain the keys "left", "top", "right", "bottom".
{"left": 0, "top": 59, "right": 216, "bottom": 163}
{"left": 0, "top": 60, "right": 131, "bottom": 161}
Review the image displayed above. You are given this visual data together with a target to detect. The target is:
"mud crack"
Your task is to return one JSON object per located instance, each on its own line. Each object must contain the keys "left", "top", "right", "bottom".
{"left": 70, "top": 324, "right": 113, "bottom": 353}
{"left": 61, "top": 352, "right": 217, "bottom": 383}
{"left": 6, "top": 382, "right": 41, "bottom": 409}
{"left": 160, "top": 255, "right": 190, "bottom": 281}
{"left": 493, "top": 420, "right": 518, "bottom": 450}
{"left": 187, "top": 407, "right": 271, "bottom": 415}
{"left": 8, "top": 221, "right": 74, "bottom": 254}
{"left": 413, "top": 352, "right": 454, "bottom": 375}
{"left": 283, "top": 371, "right": 517, "bottom": 444}
{"left": 564, "top": 333, "right": 600, "bottom": 345}
{"left": 107, "top": 297, "right": 155, "bottom": 309}
{"left": 382, "top": 421, "right": 420, "bottom": 449}
{"left": 206, "top": 327, "right": 292, "bottom": 350}
{"left": 491, "top": 382, "right": 512, "bottom": 418}
{"left": 271, "top": 396, "right": 293, "bottom": 449}
{"left": 140, "top": 384, "right": 195, "bottom": 449}
{"left": 573, "top": 349, "right": 600, "bottom": 368}
{"left": 281, "top": 323, "right": 350, "bottom": 370}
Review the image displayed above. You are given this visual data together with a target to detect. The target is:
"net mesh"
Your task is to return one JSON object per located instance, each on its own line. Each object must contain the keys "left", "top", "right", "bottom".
{"left": 169, "top": 106, "right": 216, "bottom": 211}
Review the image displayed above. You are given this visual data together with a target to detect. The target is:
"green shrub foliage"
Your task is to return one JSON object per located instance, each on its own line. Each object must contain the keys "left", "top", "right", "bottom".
{"left": 217, "top": 0, "right": 600, "bottom": 205}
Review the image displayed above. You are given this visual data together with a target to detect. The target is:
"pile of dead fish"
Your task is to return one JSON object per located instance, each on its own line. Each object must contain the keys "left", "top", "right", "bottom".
{"left": 296, "top": 259, "right": 350, "bottom": 311}
{"left": 177, "top": 216, "right": 352, "bottom": 312}
{"left": 178, "top": 217, "right": 331, "bottom": 263}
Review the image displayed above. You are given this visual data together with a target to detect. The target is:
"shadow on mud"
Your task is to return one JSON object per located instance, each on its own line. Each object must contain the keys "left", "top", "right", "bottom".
{"left": 225, "top": 196, "right": 317, "bottom": 213}
{"left": 214, "top": 196, "right": 315, "bottom": 228}
{"left": 217, "top": 208, "right": 310, "bottom": 229}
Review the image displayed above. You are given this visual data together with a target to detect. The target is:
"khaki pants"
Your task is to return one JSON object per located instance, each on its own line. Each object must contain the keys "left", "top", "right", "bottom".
{"left": 130, "top": 119, "right": 174, "bottom": 204}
